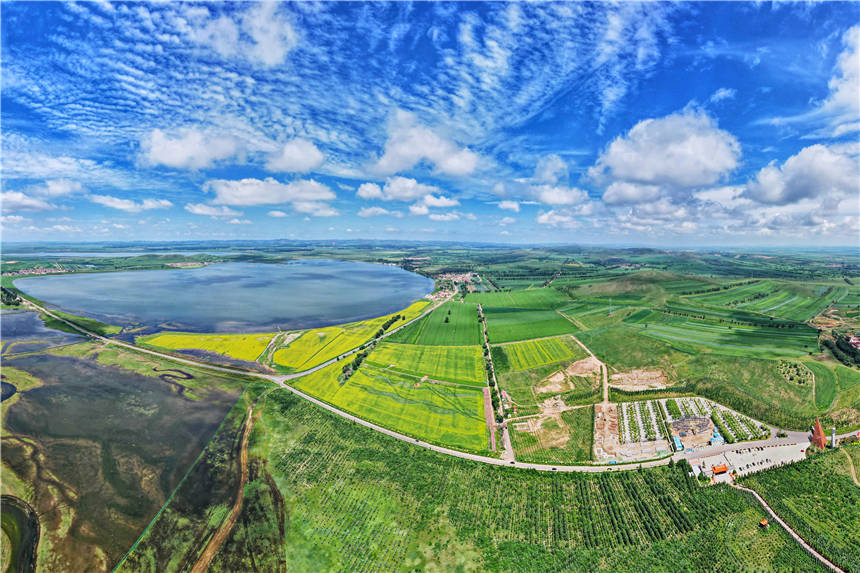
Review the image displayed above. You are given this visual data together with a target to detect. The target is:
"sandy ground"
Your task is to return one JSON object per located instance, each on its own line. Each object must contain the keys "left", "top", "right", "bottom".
{"left": 609, "top": 369, "right": 667, "bottom": 391}
{"left": 566, "top": 355, "right": 602, "bottom": 377}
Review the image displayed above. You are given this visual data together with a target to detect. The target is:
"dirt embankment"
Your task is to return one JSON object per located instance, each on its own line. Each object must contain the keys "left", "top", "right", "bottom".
{"left": 190, "top": 405, "right": 257, "bottom": 573}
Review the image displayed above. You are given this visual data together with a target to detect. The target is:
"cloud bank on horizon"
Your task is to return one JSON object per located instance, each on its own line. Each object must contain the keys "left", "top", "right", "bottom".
{"left": 1, "top": 1, "right": 858, "bottom": 246}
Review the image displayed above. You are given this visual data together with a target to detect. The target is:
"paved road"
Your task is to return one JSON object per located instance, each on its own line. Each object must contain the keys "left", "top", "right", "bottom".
{"left": 731, "top": 483, "right": 844, "bottom": 573}
{"left": 20, "top": 298, "right": 860, "bottom": 477}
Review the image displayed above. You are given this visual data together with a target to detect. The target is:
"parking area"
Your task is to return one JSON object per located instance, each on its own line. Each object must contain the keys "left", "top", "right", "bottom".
{"left": 689, "top": 443, "right": 808, "bottom": 483}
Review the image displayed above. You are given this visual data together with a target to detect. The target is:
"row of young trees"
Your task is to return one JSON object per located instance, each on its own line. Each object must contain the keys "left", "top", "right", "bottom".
{"left": 823, "top": 334, "right": 860, "bottom": 368}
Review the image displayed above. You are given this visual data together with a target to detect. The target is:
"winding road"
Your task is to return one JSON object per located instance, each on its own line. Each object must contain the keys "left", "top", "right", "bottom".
{"left": 22, "top": 297, "right": 860, "bottom": 570}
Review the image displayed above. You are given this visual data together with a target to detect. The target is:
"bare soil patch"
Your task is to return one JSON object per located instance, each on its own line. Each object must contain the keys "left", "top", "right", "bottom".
{"left": 566, "top": 356, "right": 601, "bottom": 377}
{"left": 609, "top": 369, "right": 667, "bottom": 391}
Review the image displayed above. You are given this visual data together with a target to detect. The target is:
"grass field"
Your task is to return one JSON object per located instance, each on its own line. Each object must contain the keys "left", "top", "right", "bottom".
{"left": 365, "top": 342, "right": 485, "bottom": 386}
{"left": 624, "top": 310, "right": 818, "bottom": 358}
{"left": 293, "top": 362, "right": 487, "bottom": 452}
{"left": 495, "top": 335, "right": 587, "bottom": 372}
{"left": 683, "top": 281, "right": 846, "bottom": 322}
{"left": 271, "top": 300, "right": 429, "bottom": 370}
{"left": 484, "top": 307, "right": 576, "bottom": 343}
{"left": 138, "top": 331, "right": 275, "bottom": 362}
{"left": 499, "top": 362, "right": 602, "bottom": 416}
{"left": 509, "top": 406, "right": 594, "bottom": 464}
{"left": 387, "top": 301, "right": 481, "bottom": 345}
{"left": 466, "top": 288, "right": 571, "bottom": 309}
{"left": 741, "top": 447, "right": 860, "bottom": 572}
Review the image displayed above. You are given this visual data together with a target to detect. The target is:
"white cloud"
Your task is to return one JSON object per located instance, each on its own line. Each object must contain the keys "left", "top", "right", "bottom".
{"left": 534, "top": 185, "right": 588, "bottom": 206}
{"left": 422, "top": 194, "right": 459, "bottom": 208}
{"left": 429, "top": 212, "right": 460, "bottom": 222}
{"left": 602, "top": 182, "right": 662, "bottom": 205}
{"left": 185, "top": 203, "right": 242, "bottom": 218}
{"left": 0, "top": 215, "right": 27, "bottom": 224}
{"left": 227, "top": 218, "right": 252, "bottom": 225}
{"left": 207, "top": 177, "right": 335, "bottom": 206}
{"left": 1, "top": 191, "right": 55, "bottom": 212}
{"left": 191, "top": 2, "right": 297, "bottom": 67}
{"left": 292, "top": 201, "right": 339, "bottom": 217}
{"left": 709, "top": 88, "right": 736, "bottom": 103}
{"left": 142, "top": 128, "right": 237, "bottom": 169}
{"left": 409, "top": 204, "right": 429, "bottom": 216}
{"left": 499, "top": 216, "right": 516, "bottom": 225}
{"left": 371, "top": 110, "right": 479, "bottom": 176}
{"left": 35, "top": 179, "right": 84, "bottom": 197}
{"left": 267, "top": 210, "right": 288, "bottom": 218}
{"left": 746, "top": 144, "right": 860, "bottom": 205}
{"left": 768, "top": 26, "right": 859, "bottom": 137}
{"left": 356, "top": 183, "right": 383, "bottom": 199}
{"left": 90, "top": 195, "right": 172, "bottom": 213}
{"left": 533, "top": 154, "right": 567, "bottom": 185}
{"left": 357, "top": 206, "right": 403, "bottom": 218}
{"left": 498, "top": 200, "right": 520, "bottom": 212}
{"left": 265, "top": 138, "right": 325, "bottom": 173}
{"left": 536, "top": 209, "right": 577, "bottom": 228}
{"left": 590, "top": 109, "right": 740, "bottom": 189}
{"left": 358, "top": 176, "right": 442, "bottom": 202}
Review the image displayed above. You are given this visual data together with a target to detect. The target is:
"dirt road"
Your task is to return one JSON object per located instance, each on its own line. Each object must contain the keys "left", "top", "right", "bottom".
{"left": 190, "top": 405, "right": 256, "bottom": 573}
{"left": 843, "top": 448, "right": 860, "bottom": 486}
{"left": 731, "top": 483, "right": 844, "bottom": 573}
{"left": 483, "top": 387, "right": 496, "bottom": 451}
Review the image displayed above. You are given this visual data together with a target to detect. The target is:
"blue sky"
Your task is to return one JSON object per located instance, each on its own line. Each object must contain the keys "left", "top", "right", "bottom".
{"left": 2, "top": 1, "right": 858, "bottom": 246}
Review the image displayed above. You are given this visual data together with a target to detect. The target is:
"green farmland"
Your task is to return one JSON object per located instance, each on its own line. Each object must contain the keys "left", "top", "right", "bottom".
{"left": 683, "top": 280, "right": 847, "bottom": 322}
{"left": 484, "top": 307, "right": 577, "bottom": 343}
{"left": 624, "top": 310, "right": 818, "bottom": 358}
{"left": 293, "top": 362, "right": 488, "bottom": 452}
{"left": 466, "top": 288, "right": 572, "bottom": 309}
{"left": 366, "top": 342, "right": 485, "bottom": 386}
{"left": 387, "top": 301, "right": 482, "bottom": 346}
{"left": 495, "top": 335, "right": 587, "bottom": 372}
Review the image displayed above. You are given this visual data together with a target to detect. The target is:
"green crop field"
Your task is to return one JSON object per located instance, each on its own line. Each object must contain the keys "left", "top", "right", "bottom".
{"left": 484, "top": 307, "right": 576, "bottom": 343}
{"left": 366, "top": 342, "right": 485, "bottom": 385}
{"left": 466, "top": 288, "right": 571, "bottom": 309}
{"left": 624, "top": 310, "right": 818, "bottom": 358}
{"left": 741, "top": 447, "right": 860, "bottom": 572}
{"left": 138, "top": 331, "right": 275, "bottom": 362}
{"left": 292, "top": 362, "right": 487, "bottom": 452}
{"left": 123, "top": 390, "right": 826, "bottom": 572}
{"left": 387, "top": 301, "right": 482, "bottom": 345}
{"left": 509, "top": 406, "right": 594, "bottom": 464}
{"left": 683, "top": 281, "right": 845, "bottom": 322}
{"left": 271, "top": 300, "right": 430, "bottom": 370}
{"left": 495, "top": 335, "right": 587, "bottom": 372}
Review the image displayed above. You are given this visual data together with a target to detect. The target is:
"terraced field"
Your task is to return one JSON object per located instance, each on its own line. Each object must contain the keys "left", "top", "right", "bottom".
{"left": 624, "top": 311, "right": 817, "bottom": 358}
{"left": 138, "top": 331, "right": 275, "bottom": 362}
{"left": 484, "top": 307, "right": 576, "bottom": 343}
{"left": 387, "top": 301, "right": 481, "bottom": 346}
{"left": 683, "top": 281, "right": 846, "bottom": 322}
{"left": 271, "top": 300, "right": 429, "bottom": 370}
{"left": 292, "top": 362, "right": 488, "bottom": 452}
{"left": 366, "top": 342, "right": 485, "bottom": 385}
{"left": 495, "top": 335, "right": 587, "bottom": 372}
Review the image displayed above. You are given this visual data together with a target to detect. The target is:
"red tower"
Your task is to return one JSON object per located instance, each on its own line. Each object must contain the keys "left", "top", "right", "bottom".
{"left": 812, "top": 419, "right": 827, "bottom": 450}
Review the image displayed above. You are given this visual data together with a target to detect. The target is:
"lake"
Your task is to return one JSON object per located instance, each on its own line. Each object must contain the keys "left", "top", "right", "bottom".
{"left": 16, "top": 260, "right": 434, "bottom": 333}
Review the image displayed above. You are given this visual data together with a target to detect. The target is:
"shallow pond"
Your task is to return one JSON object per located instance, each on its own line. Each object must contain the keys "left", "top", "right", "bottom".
{"left": 1, "top": 310, "right": 83, "bottom": 354}
{"left": 16, "top": 260, "right": 433, "bottom": 333}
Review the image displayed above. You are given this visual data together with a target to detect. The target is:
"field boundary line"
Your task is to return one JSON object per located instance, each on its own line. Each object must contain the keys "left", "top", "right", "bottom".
{"left": 843, "top": 448, "right": 859, "bottom": 486}
{"left": 556, "top": 310, "right": 588, "bottom": 331}
{"left": 730, "top": 483, "right": 844, "bottom": 573}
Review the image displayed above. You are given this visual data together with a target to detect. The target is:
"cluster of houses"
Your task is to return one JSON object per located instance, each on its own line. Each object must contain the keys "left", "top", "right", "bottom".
{"left": 847, "top": 334, "right": 860, "bottom": 350}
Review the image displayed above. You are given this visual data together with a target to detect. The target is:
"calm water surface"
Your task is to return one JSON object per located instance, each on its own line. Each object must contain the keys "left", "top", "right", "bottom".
{"left": 17, "top": 260, "right": 433, "bottom": 332}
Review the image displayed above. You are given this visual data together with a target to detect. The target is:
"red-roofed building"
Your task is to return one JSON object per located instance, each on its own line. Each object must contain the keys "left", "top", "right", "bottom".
{"left": 812, "top": 419, "right": 827, "bottom": 450}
